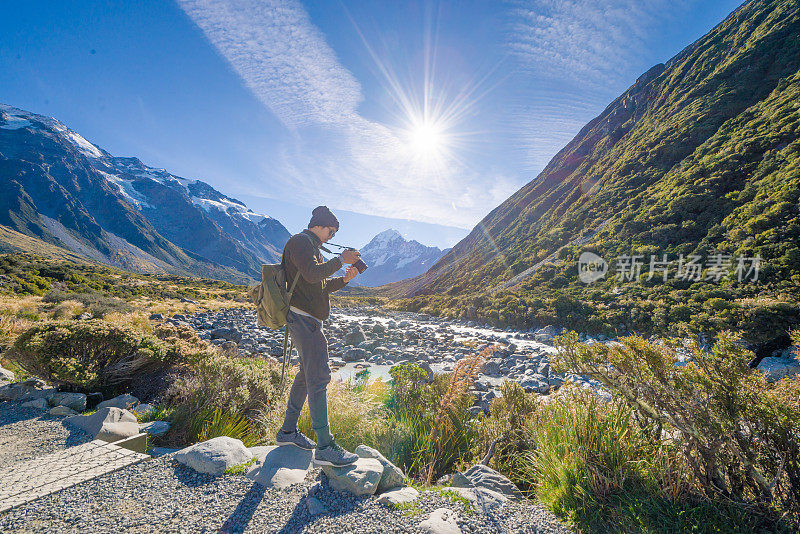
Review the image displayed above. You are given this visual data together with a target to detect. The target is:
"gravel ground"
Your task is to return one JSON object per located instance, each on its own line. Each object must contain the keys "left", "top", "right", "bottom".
{"left": 0, "top": 401, "right": 91, "bottom": 466}
{"left": 0, "top": 451, "right": 573, "bottom": 534}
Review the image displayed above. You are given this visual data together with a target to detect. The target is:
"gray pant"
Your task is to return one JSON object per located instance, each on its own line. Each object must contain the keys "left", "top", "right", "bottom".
{"left": 280, "top": 309, "right": 334, "bottom": 447}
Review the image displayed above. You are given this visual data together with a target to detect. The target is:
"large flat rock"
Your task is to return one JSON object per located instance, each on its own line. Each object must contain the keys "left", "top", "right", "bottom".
{"left": 64, "top": 407, "right": 139, "bottom": 443}
{"left": 245, "top": 445, "right": 313, "bottom": 489}
{"left": 321, "top": 457, "right": 383, "bottom": 496}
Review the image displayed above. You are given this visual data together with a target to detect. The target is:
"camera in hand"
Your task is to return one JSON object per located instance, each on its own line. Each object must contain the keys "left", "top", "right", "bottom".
{"left": 353, "top": 258, "right": 368, "bottom": 273}
{"left": 346, "top": 247, "right": 369, "bottom": 273}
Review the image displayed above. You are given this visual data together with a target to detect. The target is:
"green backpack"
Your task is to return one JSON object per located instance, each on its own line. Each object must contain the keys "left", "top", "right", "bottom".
{"left": 247, "top": 233, "right": 313, "bottom": 391}
{"left": 248, "top": 262, "right": 301, "bottom": 330}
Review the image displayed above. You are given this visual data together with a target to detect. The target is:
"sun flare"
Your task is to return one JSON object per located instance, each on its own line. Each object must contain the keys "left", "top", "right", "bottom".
{"left": 405, "top": 119, "right": 449, "bottom": 162}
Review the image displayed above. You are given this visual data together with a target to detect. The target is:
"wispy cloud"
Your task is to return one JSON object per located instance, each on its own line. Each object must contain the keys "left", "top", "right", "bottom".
{"left": 502, "top": 0, "right": 692, "bottom": 174}
{"left": 177, "top": 0, "right": 362, "bottom": 129}
{"left": 506, "top": 0, "right": 688, "bottom": 86}
{"left": 177, "top": 0, "right": 511, "bottom": 228}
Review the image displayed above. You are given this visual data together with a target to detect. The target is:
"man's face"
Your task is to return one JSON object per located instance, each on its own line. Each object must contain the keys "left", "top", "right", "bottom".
{"left": 323, "top": 226, "right": 336, "bottom": 242}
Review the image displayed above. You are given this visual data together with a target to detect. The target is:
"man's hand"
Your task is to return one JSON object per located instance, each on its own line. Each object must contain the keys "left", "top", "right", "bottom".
{"left": 343, "top": 265, "right": 359, "bottom": 283}
{"left": 341, "top": 249, "right": 361, "bottom": 264}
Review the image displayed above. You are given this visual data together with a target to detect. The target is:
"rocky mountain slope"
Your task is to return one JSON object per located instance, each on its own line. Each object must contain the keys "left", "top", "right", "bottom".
{"left": 0, "top": 104, "right": 289, "bottom": 281}
{"left": 354, "top": 229, "right": 448, "bottom": 287}
{"left": 385, "top": 0, "right": 800, "bottom": 351}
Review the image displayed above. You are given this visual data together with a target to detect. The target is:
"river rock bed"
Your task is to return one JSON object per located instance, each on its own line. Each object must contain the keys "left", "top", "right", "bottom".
{"left": 168, "top": 305, "right": 620, "bottom": 412}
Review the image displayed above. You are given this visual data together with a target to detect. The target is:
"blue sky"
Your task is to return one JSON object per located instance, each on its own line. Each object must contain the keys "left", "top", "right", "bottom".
{"left": 0, "top": 0, "right": 742, "bottom": 249}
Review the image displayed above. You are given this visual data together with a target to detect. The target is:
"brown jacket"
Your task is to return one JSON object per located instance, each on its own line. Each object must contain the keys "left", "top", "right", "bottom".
{"left": 282, "top": 229, "right": 348, "bottom": 321}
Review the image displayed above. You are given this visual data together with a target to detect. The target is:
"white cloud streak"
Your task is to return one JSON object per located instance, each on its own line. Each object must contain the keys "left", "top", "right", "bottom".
{"left": 177, "top": 0, "right": 362, "bottom": 129}
{"left": 502, "top": 0, "right": 692, "bottom": 174}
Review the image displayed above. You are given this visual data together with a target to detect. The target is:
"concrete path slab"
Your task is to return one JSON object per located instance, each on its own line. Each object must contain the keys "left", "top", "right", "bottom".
{"left": 0, "top": 439, "right": 149, "bottom": 513}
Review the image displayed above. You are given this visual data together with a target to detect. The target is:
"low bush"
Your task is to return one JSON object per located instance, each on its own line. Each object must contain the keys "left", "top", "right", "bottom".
{"left": 163, "top": 353, "right": 283, "bottom": 446}
{"left": 383, "top": 350, "right": 490, "bottom": 483}
{"left": 9, "top": 320, "right": 178, "bottom": 392}
{"left": 469, "top": 379, "right": 539, "bottom": 492}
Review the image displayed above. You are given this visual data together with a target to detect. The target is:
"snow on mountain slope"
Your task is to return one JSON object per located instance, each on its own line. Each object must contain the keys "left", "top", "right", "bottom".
{"left": 354, "top": 229, "right": 448, "bottom": 287}
{"left": 0, "top": 103, "right": 290, "bottom": 279}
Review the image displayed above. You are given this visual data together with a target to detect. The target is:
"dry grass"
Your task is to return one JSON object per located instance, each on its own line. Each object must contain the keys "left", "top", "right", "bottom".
{"left": 0, "top": 295, "right": 43, "bottom": 317}
{"left": 102, "top": 311, "right": 155, "bottom": 334}
{"left": 129, "top": 296, "right": 242, "bottom": 316}
{"left": 51, "top": 299, "right": 85, "bottom": 319}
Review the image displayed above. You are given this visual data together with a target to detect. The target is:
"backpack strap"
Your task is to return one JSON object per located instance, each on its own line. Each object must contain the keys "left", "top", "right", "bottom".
{"left": 287, "top": 270, "right": 301, "bottom": 298}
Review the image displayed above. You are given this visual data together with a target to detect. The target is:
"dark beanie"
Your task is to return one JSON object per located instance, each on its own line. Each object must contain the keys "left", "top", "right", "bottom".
{"left": 308, "top": 205, "right": 339, "bottom": 229}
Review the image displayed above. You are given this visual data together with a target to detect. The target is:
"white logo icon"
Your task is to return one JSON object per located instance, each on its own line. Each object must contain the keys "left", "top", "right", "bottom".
{"left": 578, "top": 252, "right": 608, "bottom": 283}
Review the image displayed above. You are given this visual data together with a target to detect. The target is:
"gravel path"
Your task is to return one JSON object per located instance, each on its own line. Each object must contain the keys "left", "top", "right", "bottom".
{"left": 0, "top": 451, "right": 572, "bottom": 534}
{"left": 0, "top": 401, "right": 91, "bottom": 466}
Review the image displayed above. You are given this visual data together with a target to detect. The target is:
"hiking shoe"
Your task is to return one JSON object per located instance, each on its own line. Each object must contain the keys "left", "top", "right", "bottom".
{"left": 275, "top": 428, "right": 316, "bottom": 450}
{"left": 313, "top": 439, "right": 359, "bottom": 467}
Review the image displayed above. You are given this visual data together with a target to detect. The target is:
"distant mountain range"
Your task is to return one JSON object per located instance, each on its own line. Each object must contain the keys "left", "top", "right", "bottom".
{"left": 352, "top": 229, "right": 448, "bottom": 287}
{"left": 0, "top": 104, "right": 289, "bottom": 281}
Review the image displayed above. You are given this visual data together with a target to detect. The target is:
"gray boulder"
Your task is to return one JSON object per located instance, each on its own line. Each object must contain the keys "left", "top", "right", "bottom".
{"left": 355, "top": 444, "right": 406, "bottom": 493}
{"left": 175, "top": 436, "right": 253, "bottom": 475}
{"left": 321, "top": 457, "right": 383, "bottom": 496}
{"left": 48, "top": 392, "right": 87, "bottom": 412}
{"left": 246, "top": 445, "right": 313, "bottom": 489}
{"left": 376, "top": 486, "right": 419, "bottom": 506}
{"left": 447, "top": 486, "right": 508, "bottom": 514}
{"left": 344, "top": 328, "right": 367, "bottom": 347}
{"left": 0, "top": 383, "right": 54, "bottom": 402}
{"left": 97, "top": 393, "right": 139, "bottom": 410}
{"left": 482, "top": 360, "right": 502, "bottom": 377}
{"left": 343, "top": 347, "right": 368, "bottom": 362}
{"left": 371, "top": 322, "right": 387, "bottom": 335}
{"left": 22, "top": 398, "right": 49, "bottom": 410}
{"left": 758, "top": 347, "right": 800, "bottom": 382}
{"left": 518, "top": 375, "right": 550, "bottom": 394}
{"left": 451, "top": 464, "right": 522, "bottom": 498}
{"left": 210, "top": 328, "right": 243, "bottom": 343}
{"left": 65, "top": 407, "right": 140, "bottom": 442}
{"left": 0, "top": 366, "right": 14, "bottom": 384}
{"left": 139, "top": 421, "right": 170, "bottom": 436}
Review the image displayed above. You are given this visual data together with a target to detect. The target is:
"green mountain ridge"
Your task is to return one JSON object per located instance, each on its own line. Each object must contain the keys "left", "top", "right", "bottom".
{"left": 385, "top": 0, "right": 800, "bottom": 353}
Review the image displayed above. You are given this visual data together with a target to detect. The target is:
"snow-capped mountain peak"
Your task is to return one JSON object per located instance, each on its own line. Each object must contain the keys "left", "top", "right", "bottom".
{"left": 354, "top": 229, "right": 448, "bottom": 287}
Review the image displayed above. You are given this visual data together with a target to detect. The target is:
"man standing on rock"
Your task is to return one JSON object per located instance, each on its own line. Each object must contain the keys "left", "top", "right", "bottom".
{"left": 275, "top": 205, "right": 362, "bottom": 467}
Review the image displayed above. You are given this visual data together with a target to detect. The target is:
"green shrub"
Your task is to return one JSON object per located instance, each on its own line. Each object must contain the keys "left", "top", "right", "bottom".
{"left": 524, "top": 387, "right": 670, "bottom": 525}
{"left": 553, "top": 330, "right": 800, "bottom": 523}
{"left": 163, "top": 353, "right": 282, "bottom": 446}
{"left": 386, "top": 363, "right": 437, "bottom": 415}
{"left": 9, "top": 320, "right": 175, "bottom": 391}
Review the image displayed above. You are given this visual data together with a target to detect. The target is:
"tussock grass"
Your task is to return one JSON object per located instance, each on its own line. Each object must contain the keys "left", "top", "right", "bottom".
{"left": 296, "top": 378, "right": 395, "bottom": 453}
